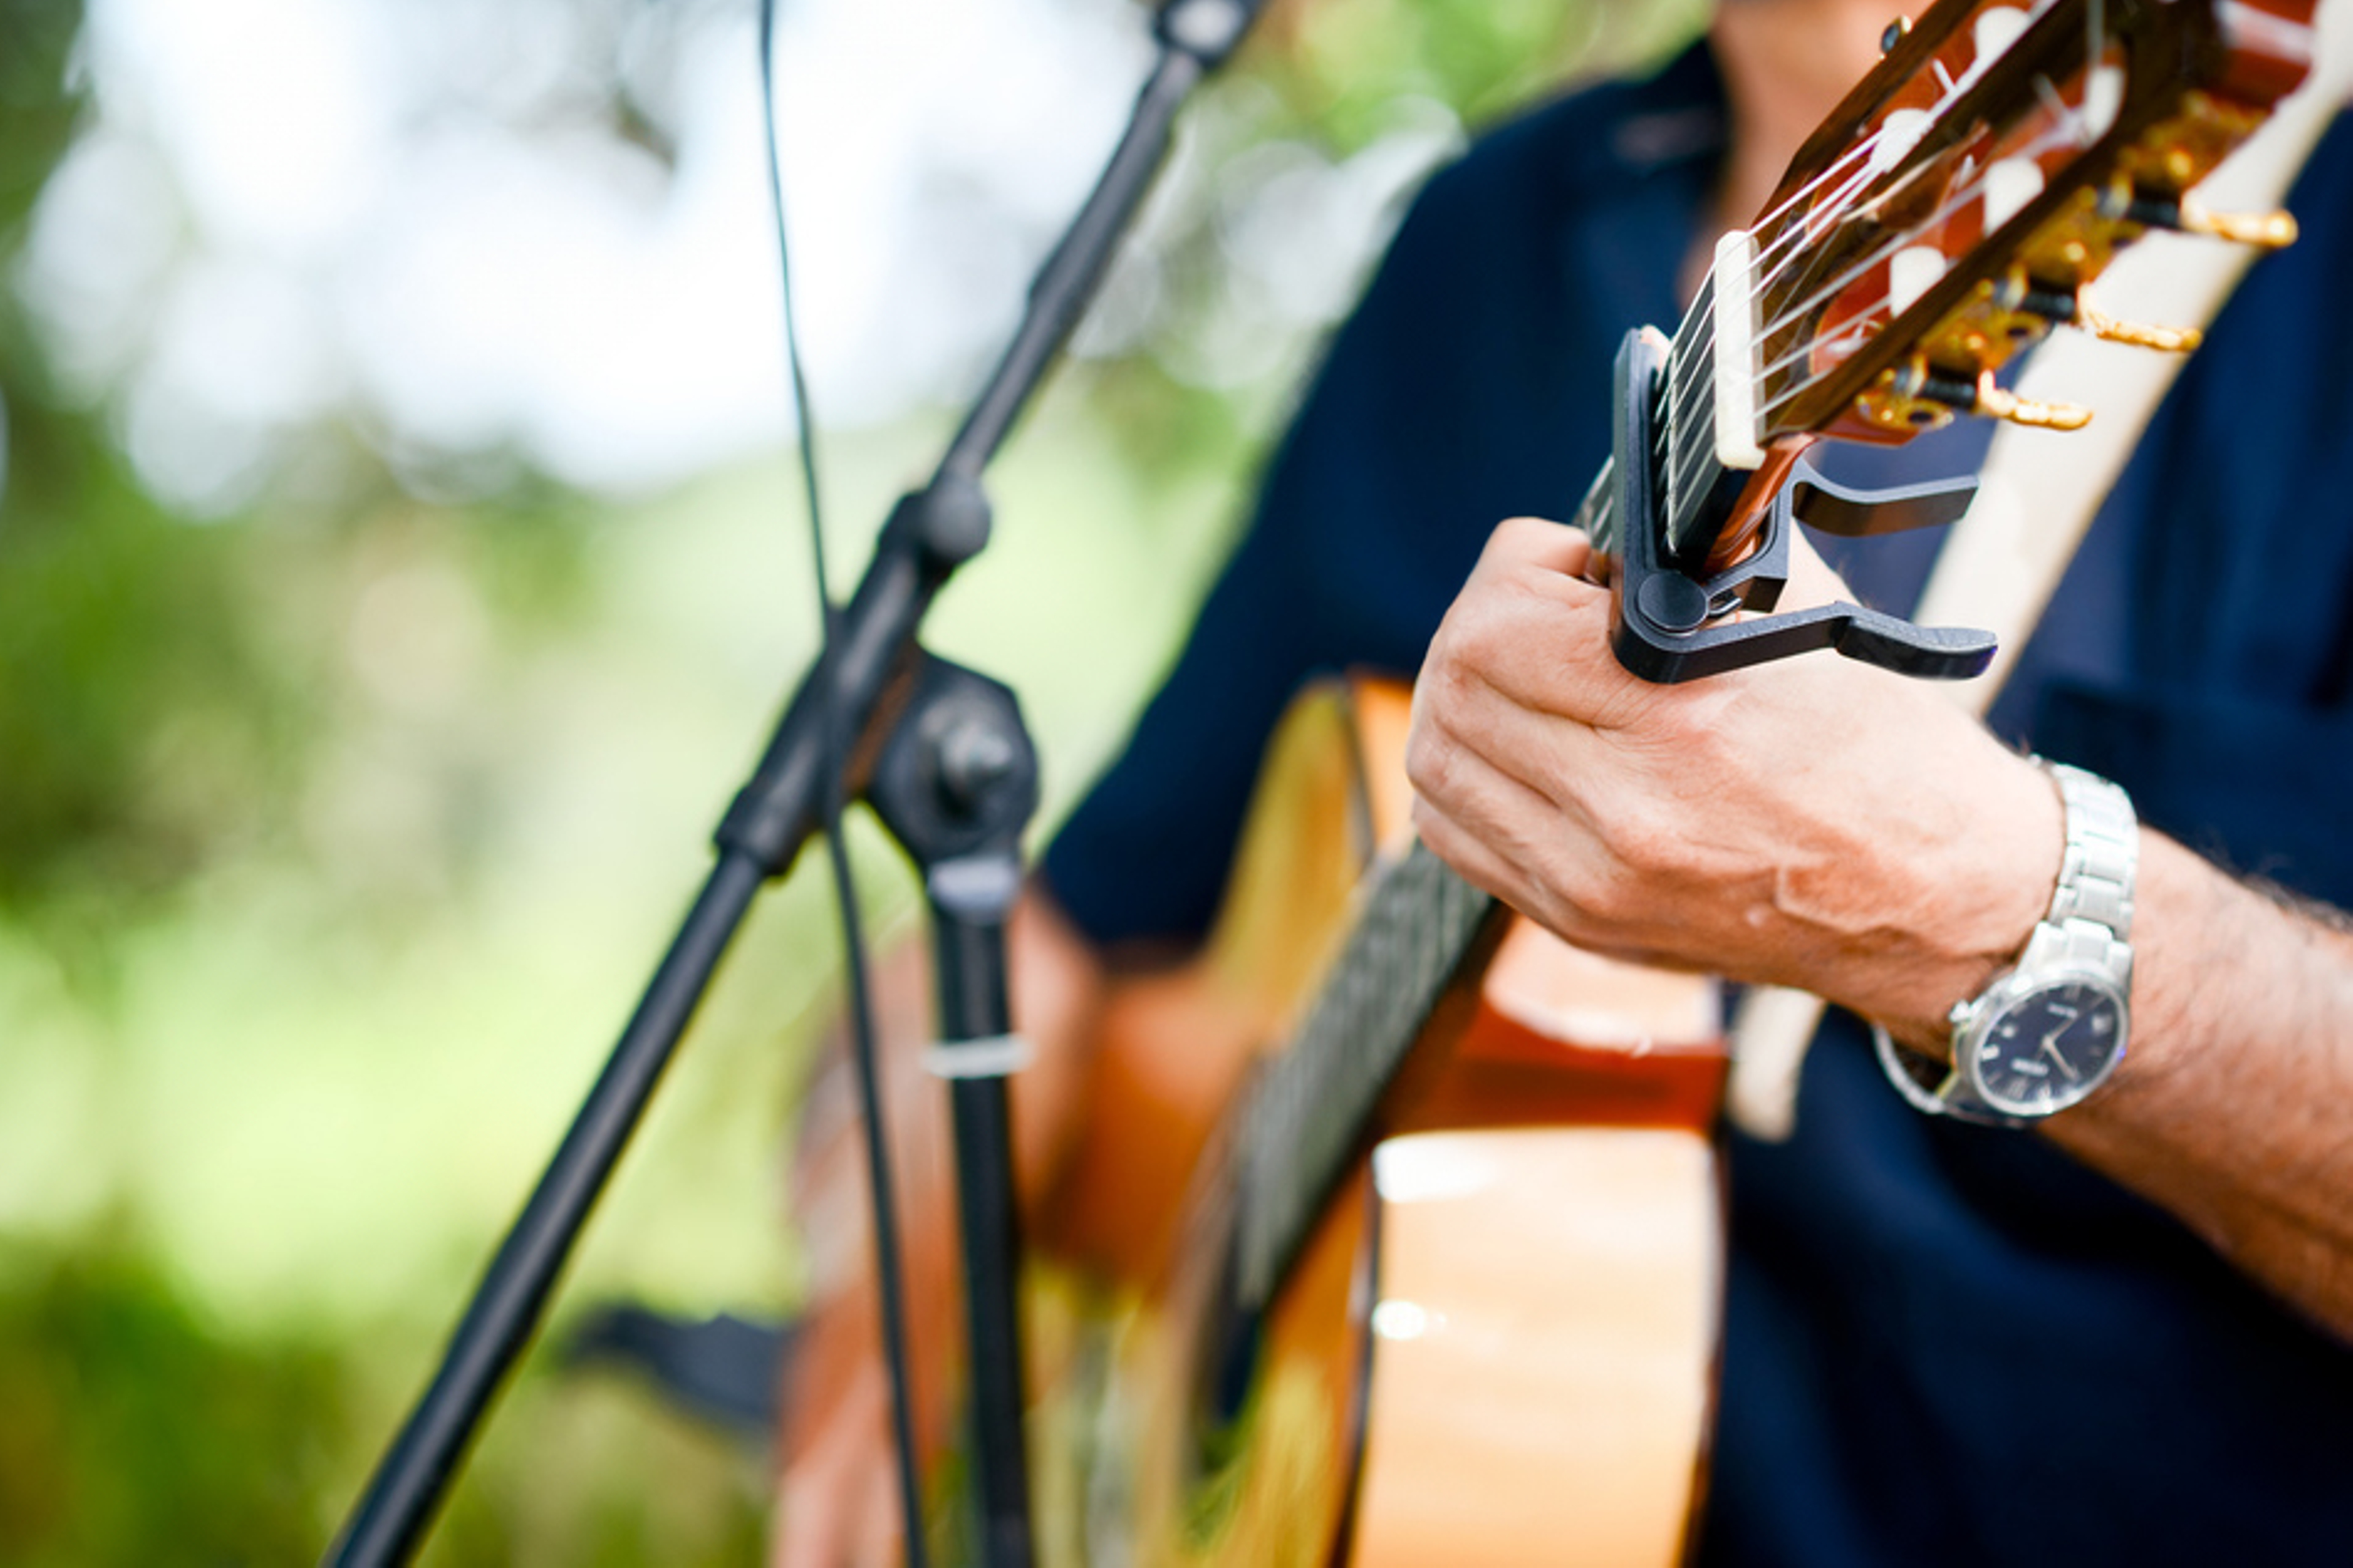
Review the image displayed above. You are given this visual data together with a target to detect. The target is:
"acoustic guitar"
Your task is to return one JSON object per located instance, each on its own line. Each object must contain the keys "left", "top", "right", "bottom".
{"left": 1031, "top": 675, "right": 1722, "bottom": 1566}
{"left": 795, "top": 0, "right": 2321, "bottom": 1559}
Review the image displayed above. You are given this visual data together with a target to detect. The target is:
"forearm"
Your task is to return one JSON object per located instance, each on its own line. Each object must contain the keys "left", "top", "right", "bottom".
{"left": 2043, "top": 833, "right": 2353, "bottom": 1338}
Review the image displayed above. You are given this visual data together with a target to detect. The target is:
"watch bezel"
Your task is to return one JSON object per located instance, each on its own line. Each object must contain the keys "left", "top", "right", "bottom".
{"left": 1952, "top": 963, "right": 2131, "bottom": 1118}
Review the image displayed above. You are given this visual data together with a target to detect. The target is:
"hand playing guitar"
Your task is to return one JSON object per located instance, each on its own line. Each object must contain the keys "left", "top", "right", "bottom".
{"left": 1405, "top": 515, "right": 2063, "bottom": 1056}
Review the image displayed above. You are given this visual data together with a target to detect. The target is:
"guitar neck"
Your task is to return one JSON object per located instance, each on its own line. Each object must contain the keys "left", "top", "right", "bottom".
{"left": 1232, "top": 839, "right": 1506, "bottom": 1309}
{"left": 1573, "top": 274, "right": 1735, "bottom": 561}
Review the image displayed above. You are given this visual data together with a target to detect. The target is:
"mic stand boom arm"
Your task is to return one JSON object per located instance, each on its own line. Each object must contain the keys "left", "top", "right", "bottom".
{"left": 326, "top": 2, "right": 1264, "bottom": 1562}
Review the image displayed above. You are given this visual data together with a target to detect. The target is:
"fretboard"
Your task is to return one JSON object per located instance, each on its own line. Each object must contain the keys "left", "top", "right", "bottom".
{"left": 1232, "top": 839, "right": 1505, "bottom": 1309}
{"left": 1571, "top": 276, "right": 1734, "bottom": 563}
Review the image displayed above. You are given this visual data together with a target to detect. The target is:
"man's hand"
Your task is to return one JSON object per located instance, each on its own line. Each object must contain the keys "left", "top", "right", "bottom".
{"left": 1404, "top": 516, "right": 2061, "bottom": 1050}
{"left": 1410, "top": 514, "right": 2353, "bottom": 1338}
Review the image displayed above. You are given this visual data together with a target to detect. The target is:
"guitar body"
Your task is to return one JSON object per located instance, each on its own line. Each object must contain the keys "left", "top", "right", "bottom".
{"left": 1026, "top": 677, "right": 1727, "bottom": 1567}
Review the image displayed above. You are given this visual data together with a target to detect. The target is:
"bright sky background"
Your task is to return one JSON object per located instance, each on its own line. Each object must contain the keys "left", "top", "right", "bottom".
{"left": 15, "top": 0, "right": 1457, "bottom": 511}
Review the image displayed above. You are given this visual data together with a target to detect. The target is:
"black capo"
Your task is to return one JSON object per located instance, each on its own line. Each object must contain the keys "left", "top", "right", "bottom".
{"left": 1604, "top": 327, "right": 1997, "bottom": 684}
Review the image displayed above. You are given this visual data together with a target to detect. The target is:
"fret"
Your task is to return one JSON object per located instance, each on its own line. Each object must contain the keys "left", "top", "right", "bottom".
{"left": 1575, "top": 457, "right": 1618, "bottom": 555}
{"left": 1663, "top": 270, "right": 1716, "bottom": 549}
{"left": 1660, "top": 234, "right": 1766, "bottom": 564}
{"left": 1234, "top": 841, "right": 1502, "bottom": 1309}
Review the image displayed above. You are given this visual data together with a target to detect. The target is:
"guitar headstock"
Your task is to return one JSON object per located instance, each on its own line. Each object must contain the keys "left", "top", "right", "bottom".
{"left": 1608, "top": 0, "right": 2319, "bottom": 681}
{"left": 1749, "top": 0, "right": 2316, "bottom": 447}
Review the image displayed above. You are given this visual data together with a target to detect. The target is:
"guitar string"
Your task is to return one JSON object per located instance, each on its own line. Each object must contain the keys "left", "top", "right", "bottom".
{"left": 1742, "top": 59, "right": 2101, "bottom": 379}
{"left": 1634, "top": 12, "right": 2114, "bottom": 536}
{"left": 1655, "top": 101, "right": 2080, "bottom": 515}
{"left": 1658, "top": 127, "right": 1900, "bottom": 413}
{"left": 1735, "top": 0, "right": 2073, "bottom": 297}
{"left": 1662, "top": 91, "right": 2079, "bottom": 482}
{"left": 1658, "top": 59, "right": 2070, "bottom": 455}
{"left": 1743, "top": 104, "right": 2080, "bottom": 426}
{"left": 1630, "top": 1, "right": 2098, "bottom": 525}
{"left": 1665, "top": 141, "right": 1941, "bottom": 431}
{"left": 1749, "top": 105, "right": 2082, "bottom": 379}
{"left": 1685, "top": 0, "right": 2088, "bottom": 400}
{"left": 1246, "top": 847, "right": 1493, "bottom": 1293}
{"left": 1660, "top": 108, "right": 1940, "bottom": 388}
{"left": 1673, "top": 32, "right": 2029, "bottom": 361}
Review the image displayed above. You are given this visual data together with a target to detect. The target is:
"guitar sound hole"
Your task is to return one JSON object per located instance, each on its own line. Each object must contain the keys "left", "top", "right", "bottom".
{"left": 1191, "top": 1284, "right": 1265, "bottom": 1479}
{"left": 1208, "top": 1306, "right": 1262, "bottom": 1427}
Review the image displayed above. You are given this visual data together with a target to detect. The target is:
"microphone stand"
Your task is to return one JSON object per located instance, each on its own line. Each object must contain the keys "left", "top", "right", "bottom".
{"left": 325, "top": 2, "right": 1264, "bottom": 1562}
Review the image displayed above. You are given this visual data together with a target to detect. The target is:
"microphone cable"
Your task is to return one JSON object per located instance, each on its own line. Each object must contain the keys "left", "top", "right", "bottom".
{"left": 757, "top": 4, "right": 933, "bottom": 1563}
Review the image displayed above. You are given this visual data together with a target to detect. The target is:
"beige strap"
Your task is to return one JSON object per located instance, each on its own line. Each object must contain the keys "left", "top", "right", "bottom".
{"left": 1727, "top": 5, "right": 2353, "bottom": 1141}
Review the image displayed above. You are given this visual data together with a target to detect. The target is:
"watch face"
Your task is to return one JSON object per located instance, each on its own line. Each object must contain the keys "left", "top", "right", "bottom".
{"left": 1967, "top": 975, "right": 2128, "bottom": 1116}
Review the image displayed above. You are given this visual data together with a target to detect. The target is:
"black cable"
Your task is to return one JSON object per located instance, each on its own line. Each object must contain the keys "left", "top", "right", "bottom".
{"left": 757, "top": 4, "right": 933, "bottom": 1564}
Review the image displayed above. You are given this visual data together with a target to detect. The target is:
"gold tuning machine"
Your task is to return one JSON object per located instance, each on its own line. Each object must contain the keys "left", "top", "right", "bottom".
{"left": 1975, "top": 375, "right": 2093, "bottom": 431}
{"left": 2075, "top": 305, "right": 2203, "bottom": 354}
{"left": 2177, "top": 200, "right": 2298, "bottom": 249}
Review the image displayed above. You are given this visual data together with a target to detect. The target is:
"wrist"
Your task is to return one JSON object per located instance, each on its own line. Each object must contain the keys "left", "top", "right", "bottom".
{"left": 1860, "top": 749, "right": 2066, "bottom": 1057}
{"left": 1873, "top": 760, "right": 2140, "bottom": 1126}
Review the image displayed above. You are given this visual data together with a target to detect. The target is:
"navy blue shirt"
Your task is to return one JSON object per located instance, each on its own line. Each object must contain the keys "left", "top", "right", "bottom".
{"left": 1044, "top": 44, "right": 2353, "bottom": 1565}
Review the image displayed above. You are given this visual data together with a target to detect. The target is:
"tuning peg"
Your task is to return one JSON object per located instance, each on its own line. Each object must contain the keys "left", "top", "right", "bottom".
{"left": 2075, "top": 305, "right": 2203, "bottom": 353}
{"left": 1974, "top": 375, "right": 2092, "bottom": 430}
{"left": 2178, "top": 200, "right": 2298, "bottom": 248}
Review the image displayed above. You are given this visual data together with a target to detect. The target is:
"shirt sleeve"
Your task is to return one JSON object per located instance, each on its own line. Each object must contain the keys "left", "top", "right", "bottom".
{"left": 1034, "top": 155, "right": 1496, "bottom": 954}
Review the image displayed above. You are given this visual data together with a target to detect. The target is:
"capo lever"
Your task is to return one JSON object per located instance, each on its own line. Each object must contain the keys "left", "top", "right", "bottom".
{"left": 1783, "top": 461, "right": 1977, "bottom": 537}
{"left": 1604, "top": 328, "right": 1996, "bottom": 684}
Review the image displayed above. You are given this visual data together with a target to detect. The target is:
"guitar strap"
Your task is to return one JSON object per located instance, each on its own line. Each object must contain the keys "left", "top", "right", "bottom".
{"left": 1727, "top": 3, "right": 2353, "bottom": 1140}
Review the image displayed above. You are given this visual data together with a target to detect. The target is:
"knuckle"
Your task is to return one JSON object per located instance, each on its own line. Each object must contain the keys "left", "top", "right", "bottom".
{"left": 1403, "top": 716, "right": 1457, "bottom": 801}
{"left": 1578, "top": 855, "right": 1649, "bottom": 926}
{"left": 1489, "top": 513, "right": 1552, "bottom": 556}
{"left": 1583, "top": 798, "right": 1694, "bottom": 907}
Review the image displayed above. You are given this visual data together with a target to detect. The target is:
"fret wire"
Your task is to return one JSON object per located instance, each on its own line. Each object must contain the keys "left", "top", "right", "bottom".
{"left": 1666, "top": 309, "right": 1716, "bottom": 408}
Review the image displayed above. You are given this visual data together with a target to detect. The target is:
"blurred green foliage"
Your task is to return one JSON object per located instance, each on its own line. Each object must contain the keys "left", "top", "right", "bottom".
{"left": 0, "top": 1243, "right": 349, "bottom": 1562}
{"left": 0, "top": 0, "right": 286, "bottom": 933}
{"left": 0, "top": 0, "right": 1702, "bottom": 1559}
{"left": 0, "top": 1241, "right": 770, "bottom": 1565}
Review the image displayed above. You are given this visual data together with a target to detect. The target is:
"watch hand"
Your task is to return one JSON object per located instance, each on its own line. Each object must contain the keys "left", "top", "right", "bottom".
{"left": 2036, "top": 1002, "right": 2080, "bottom": 1057}
{"left": 2042, "top": 1033, "right": 2083, "bottom": 1081}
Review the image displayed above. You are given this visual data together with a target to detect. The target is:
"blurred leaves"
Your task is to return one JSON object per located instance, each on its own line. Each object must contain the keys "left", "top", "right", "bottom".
{"left": 0, "top": 377, "right": 300, "bottom": 930}
{"left": 0, "top": 1243, "right": 768, "bottom": 1566}
{"left": 1062, "top": 0, "right": 1701, "bottom": 487}
{"left": 0, "top": 0, "right": 1696, "bottom": 1559}
{"left": 0, "top": 0, "right": 81, "bottom": 235}
{"left": 0, "top": 0, "right": 292, "bottom": 943}
{"left": 0, "top": 1243, "right": 350, "bottom": 1564}
{"left": 1255, "top": 0, "right": 1621, "bottom": 143}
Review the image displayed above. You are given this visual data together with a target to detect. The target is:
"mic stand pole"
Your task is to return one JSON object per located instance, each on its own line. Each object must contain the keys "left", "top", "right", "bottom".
{"left": 867, "top": 654, "right": 1041, "bottom": 1568}
{"left": 324, "top": 2, "right": 1265, "bottom": 1562}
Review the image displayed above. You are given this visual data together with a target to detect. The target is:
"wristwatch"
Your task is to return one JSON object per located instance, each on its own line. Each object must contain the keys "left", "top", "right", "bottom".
{"left": 1874, "top": 760, "right": 2137, "bottom": 1127}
